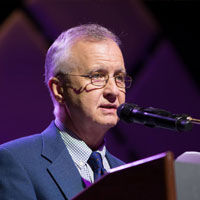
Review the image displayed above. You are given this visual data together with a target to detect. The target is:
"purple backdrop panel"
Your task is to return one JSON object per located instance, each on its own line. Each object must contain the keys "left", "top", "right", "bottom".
{"left": 0, "top": 11, "right": 53, "bottom": 144}
{"left": 25, "top": 0, "right": 159, "bottom": 72}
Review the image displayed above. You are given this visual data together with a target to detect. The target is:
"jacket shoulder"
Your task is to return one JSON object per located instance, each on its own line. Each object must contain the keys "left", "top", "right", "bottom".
{"left": 0, "top": 133, "right": 43, "bottom": 161}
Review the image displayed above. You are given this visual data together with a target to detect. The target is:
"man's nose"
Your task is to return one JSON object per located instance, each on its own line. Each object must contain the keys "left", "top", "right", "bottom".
{"left": 103, "top": 77, "right": 120, "bottom": 102}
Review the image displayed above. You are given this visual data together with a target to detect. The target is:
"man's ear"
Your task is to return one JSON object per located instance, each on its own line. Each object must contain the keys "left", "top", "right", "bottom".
{"left": 48, "top": 77, "right": 65, "bottom": 104}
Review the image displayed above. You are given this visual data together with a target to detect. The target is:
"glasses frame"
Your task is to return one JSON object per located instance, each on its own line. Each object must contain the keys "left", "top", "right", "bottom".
{"left": 56, "top": 72, "right": 132, "bottom": 89}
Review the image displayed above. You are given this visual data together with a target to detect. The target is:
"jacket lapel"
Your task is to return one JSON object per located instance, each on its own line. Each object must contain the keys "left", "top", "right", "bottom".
{"left": 106, "top": 151, "right": 125, "bottom": 168}
{"left": 41, "top": 122, "right": 85, "bottom": 199}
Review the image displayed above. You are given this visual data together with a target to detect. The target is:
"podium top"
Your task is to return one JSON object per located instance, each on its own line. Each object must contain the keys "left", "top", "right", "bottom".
{"left": 73, "top": 151, "right": 176, "bottom": 200}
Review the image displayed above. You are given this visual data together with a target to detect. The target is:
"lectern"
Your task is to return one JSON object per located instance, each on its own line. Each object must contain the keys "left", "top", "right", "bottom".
{"left": 73, "top": 152, "right": 176, "bottom": 200}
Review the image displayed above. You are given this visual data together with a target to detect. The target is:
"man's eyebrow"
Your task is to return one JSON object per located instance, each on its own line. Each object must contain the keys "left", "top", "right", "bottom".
{"left": 114, "top": 69, "right": 127, "bottom": 74}
{"left": 86, "top": 66, "right": 104, "bottom": 73}
{"left": 89, "top": 66, "right": 126, "bottom": 73}
{"left": 87, "top": 68, "right": 106, "bottom": 74}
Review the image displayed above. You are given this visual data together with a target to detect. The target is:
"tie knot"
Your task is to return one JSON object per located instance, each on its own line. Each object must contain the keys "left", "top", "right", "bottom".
{"left": 88, "top": 151, "right": 107, "bottom": 181}
{"left": 88, "top": 152, "right": 103, "bottom": 170}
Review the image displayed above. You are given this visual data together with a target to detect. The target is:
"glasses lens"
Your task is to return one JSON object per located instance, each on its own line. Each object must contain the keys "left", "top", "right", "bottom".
{"left": 90, "top": 72, "right": 132, "bottom": 88}
{"left": 91, "top": 72, "right": 107, "bottom": 86}
{"left": 115, "top": 74, "right": 132, "bottom": 88}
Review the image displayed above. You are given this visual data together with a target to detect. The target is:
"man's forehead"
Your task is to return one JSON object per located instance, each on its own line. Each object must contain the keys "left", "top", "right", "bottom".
{"left": 68, "top": 39, "right": 125, "bottom": 71}
{"left": 71, "top": 38, "right": 120, "bottom": 51}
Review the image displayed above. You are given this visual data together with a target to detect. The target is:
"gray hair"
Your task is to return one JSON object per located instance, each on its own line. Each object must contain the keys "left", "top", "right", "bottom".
{"left": 44, "top": 24, "right": 121, "bottom": 87}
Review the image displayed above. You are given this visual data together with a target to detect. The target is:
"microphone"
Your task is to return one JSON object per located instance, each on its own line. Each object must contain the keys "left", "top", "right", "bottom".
{"left": 117, "top": 103, "right": 198, "bottom": 132}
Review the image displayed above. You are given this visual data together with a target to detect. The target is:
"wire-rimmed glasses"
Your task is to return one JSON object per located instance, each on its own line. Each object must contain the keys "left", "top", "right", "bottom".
{"left": 57, "top": 71, "right": 132, "bottom": 89}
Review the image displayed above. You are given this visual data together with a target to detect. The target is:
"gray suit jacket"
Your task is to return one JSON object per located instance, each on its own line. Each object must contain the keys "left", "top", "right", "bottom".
{"left": 0, "top": 121, "right": 124, "bottom": 200}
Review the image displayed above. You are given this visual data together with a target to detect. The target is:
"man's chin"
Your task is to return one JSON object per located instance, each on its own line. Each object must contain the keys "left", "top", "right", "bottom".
{"left": 98, "top": 118, "right": 118, "bottom": 128}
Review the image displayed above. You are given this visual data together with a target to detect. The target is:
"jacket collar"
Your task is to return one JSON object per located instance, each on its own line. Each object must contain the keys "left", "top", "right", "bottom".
{"left": 41, "top": 121, "right": 85, "bottom": 199}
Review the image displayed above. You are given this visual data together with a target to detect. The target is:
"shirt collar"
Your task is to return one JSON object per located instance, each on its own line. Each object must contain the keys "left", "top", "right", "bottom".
{"left": 55, "top": 119, "right": 107, "bottom": 169}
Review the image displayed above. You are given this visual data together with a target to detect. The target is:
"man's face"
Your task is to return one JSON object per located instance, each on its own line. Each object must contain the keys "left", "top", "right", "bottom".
{"left": 63, "top": 39, "right": 126, "bottom": 130}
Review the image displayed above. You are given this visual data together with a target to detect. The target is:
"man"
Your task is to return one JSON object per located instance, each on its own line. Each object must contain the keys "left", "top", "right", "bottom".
{"left": 0, "top": 24, "right": 132, "bottom": 199}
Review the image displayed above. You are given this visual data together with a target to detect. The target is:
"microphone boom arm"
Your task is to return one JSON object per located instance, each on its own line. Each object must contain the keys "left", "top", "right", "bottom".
{"left": 187, "top": 117, "right": 200, "bottom": 125}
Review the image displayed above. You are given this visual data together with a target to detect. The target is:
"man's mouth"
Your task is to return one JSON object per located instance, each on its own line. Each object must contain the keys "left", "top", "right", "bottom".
{"left": 99, "top": 104, "right": 117, "bottom": 110}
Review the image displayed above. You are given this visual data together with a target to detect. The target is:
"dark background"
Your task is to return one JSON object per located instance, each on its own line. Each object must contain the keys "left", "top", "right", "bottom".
{"left": 0, "top": 0, "right": 199, "bottom": 163}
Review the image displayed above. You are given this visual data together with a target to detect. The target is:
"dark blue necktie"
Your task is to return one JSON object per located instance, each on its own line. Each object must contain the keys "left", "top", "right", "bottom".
{"left": 88, "top": 151, "right": 107, "bottom": 181}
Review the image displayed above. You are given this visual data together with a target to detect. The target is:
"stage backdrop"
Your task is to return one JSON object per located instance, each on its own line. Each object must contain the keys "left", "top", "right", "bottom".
{"left": 0, "top": 0, "right": 199, "bottom": 163}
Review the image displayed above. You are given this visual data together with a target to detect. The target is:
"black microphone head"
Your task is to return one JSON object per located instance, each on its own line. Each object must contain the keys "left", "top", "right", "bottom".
{"left": 117, "top": 103, "right": 138, "bottom": 123}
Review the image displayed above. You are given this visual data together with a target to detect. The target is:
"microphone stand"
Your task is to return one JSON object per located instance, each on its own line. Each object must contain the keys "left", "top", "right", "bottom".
{"left": 187, "top": 117, "right": 200, "bottom": 125}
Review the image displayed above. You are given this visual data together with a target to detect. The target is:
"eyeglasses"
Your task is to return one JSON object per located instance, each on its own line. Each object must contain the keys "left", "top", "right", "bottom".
{"left": 57, "top": 71, "right": 132, "bottom": 89}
